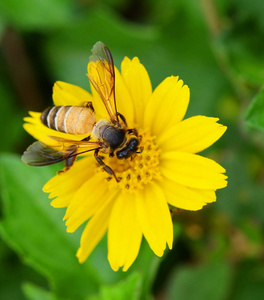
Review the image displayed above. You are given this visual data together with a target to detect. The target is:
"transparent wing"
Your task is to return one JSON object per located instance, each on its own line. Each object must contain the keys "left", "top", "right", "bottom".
{"left": 88, "top": 41, "right": 118, "bottom": 124}
{"left": 48, "top": 136, "right": 100, "bottom": 151}
{"left": 21, "top": 139, "right": 101, "bottom": 166}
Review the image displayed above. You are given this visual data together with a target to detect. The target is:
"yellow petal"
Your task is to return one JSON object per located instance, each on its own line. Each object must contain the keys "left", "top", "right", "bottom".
{"left": 144, "top": 76, "right": 190, "bottom": 136}
{"left": 76, "top": 195, "right": 116, "bottom": 263}
{"left": 24, "top": 112, "right": 89, "bottom": 145}
{"left": 65, "top": 173, "right": 116, "bottom": 233}
{"left": 157, "top": 116, "right": 227, "bottom": 153}
{"left": 114, "top": 67, "right": 134, "bottom": 126}
{"left": 50, "top": 194, "right": 73, "bottom": 208}
{"left": 121, "top": 57, "right": 152, "bottom": 127}
{"left": 161, "top": 179, "right": 216, "bottom": 211}
{"left": 88, "top": 83, "right": 107, "bottom": 121}
{"left": 136, "top": 183, "right": 173, "bottom": 257}
{"left": 43, "top": 156, "right": 95, "bottom": 208}
{"left": 160, "top": 151, "right": 227, "bottom": 189}
{"left": 52, "top": 81, "right": 93, "bottom": 106}
{"left": 108, "top": 192, "right": 142, "bottom": 272}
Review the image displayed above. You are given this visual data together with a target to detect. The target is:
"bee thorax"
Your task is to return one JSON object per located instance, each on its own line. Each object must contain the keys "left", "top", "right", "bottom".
{"left": 92, "top": 119, "right": 126, "bottom": 149}
{"left": 91, "top": 119, "right": 110, "bottom": 140}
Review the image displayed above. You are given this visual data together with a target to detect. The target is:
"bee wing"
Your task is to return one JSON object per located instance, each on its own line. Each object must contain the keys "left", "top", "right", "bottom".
{"left": 22, "top": 139, "right": 101, "bottom": 166}
{"left": 22, "top": 141, "right": 71, "bottom": 166}
{"left": 88, "top": 41, "right": 118, "bottom": 124}
{"left": 48, "top": 136, "right": 99, "bottom": 149}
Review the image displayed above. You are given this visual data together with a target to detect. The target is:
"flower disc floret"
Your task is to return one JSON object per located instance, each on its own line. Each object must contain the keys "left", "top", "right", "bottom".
{"left": 105, "top": 130, "right": 162, "bottom": 191}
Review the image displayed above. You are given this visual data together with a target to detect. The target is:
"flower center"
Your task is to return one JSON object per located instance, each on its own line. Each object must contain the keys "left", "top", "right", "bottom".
{"left": 103, "top": 130, "right": 162, "bottom": 192}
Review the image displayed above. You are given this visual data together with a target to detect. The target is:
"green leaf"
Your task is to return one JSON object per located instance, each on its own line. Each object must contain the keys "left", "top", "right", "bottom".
{"left": 245, "top": 86, "right": 264, "bottom": 132}
{"left": 87, "top": 273, "right": 142, "bottom": 300}
{"left": 23, "top": 283, "right": 54, "bottom": 300}
{"left": 0, "top": 153, "right": 103, "bottom": 299}
{"left": 167, "top": 261, "right": 232, "bottom": 300}
{"left": 0, "top": 0, "right": 75, "bottom": 30}
{"left": 0, "top": 236, "right": 49, "bottom": 300}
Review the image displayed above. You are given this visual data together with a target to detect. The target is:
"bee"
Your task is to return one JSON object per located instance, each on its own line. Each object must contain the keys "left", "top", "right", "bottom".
{"left": 22, "top": 41, "right": 141, "bottom": 182}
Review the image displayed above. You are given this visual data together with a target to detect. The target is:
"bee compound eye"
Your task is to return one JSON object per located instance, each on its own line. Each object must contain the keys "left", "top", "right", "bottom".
{"left": 116, "top": 150, "right": 126, "bottom": 159}
{"left": 128, "top": 138, "right": 139, "bottom": 151}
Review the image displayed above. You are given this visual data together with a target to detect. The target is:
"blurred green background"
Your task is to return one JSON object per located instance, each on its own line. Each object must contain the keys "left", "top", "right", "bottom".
{"left": 1, "top": 0, "right": 264, "bottom": 299}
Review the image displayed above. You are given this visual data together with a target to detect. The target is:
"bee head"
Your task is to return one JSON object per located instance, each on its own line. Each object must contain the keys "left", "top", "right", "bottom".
{"left": 116, "top": 138, "right": 139, "bottom": 159}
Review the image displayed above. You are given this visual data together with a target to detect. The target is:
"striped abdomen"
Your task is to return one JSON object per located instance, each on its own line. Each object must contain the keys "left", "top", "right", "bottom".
{"left": 41, "top": 106, "right": 96, "bottom": 135}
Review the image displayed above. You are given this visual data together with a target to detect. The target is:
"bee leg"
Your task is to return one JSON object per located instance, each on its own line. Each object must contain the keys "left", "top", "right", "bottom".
{"left": 58, "top": 146, "right": 77, "bottom": 174}
{"left": 117, "top": 112, "right": 127, "bottom": 126}
{"left": 64, "top": 155, "right": 77, "bottom": 170}
{"left": 94, "top": 150, "right": 120, "bottom": 182}
{"left": 58, "top": 156, "right": 77, "bottom": 174}
{"left": 127, "top": 128, "right": 139, "bottom": 137}
{"left": 117, "top": 112, "right": 139, "bottom": 137}
{"left": 84, "top": 101, "right": 95, "bottom": 112}
{"left": 81, "top": 135, "right": 91, "bottom": 142}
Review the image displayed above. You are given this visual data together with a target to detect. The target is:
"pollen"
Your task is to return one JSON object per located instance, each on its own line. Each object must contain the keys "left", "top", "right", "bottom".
{"left": 104, "top": 130, "right": 162, "bottom": 192}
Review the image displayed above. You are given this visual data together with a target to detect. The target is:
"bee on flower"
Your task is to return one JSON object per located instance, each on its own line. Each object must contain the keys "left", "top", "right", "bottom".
{"left": 22, "top": 41, "right": 227, "bottom": 271}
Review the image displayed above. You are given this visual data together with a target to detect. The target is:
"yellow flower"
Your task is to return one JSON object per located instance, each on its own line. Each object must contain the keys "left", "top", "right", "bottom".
{"left": 23, "top": 55, "right": 227, "bottom": 271}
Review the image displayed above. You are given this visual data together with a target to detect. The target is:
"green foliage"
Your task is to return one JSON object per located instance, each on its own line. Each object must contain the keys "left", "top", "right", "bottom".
{"left": 232, "top": 260, "right": 264, "bottom": 300}
{"left": 234, "top": 0, "right": 264, "bottom": 32}
{"left": 0, "top": 154, "right": 99, "bottom": 299}
{"left": 0, "top": 83, "right": 26, "bottom": 152}
{"left": 0, "top": 0, "right": 264, "bottom": 299}
{"left": 221, "top": 26, "right": 264, "bottom": 86}
{"left": 0, "top": 0, "right": 75, "bottom": 30}
{"left": 87, "top": 273, "right": 142, "bottom": 300}
{"left": 245, "top": 86, "right": 264, "bottom": 131}
{"left": 168, "top": 261, "right": 232, "bottom": 300}
{"left": 23, "top": 283, "right": 54, "bottom": 300}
